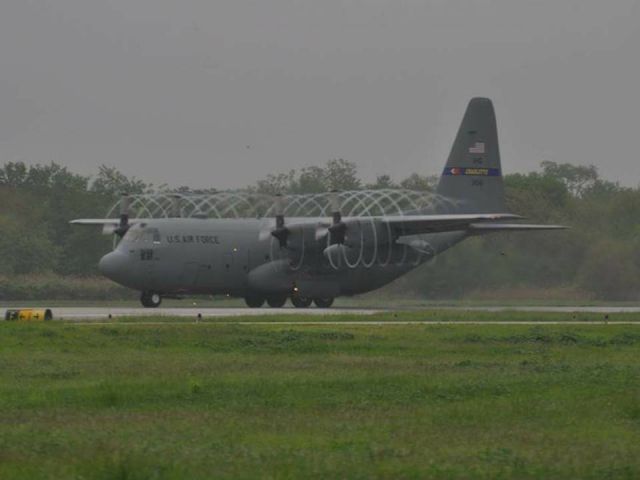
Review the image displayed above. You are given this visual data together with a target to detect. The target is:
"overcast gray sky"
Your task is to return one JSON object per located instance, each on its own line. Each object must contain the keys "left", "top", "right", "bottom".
{"left": 1, "top": 0, "right": 638, "bottom": 188}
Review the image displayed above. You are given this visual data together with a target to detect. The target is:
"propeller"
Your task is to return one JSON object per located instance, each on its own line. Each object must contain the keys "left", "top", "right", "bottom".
{"left": 315, "top": 191, "right": 343, "bottom": 241}
{"left": 327, "top": 191, "right": 347, "bottom": 246}
{"left": 113, "top": 194, "right": 131, "bottom": 238}
{"left": 259, "top": 194, "right": 290, "bottom": 248}
{"left": 170, "top": 194, "right": 182, "bottom": 218}
{"left": 321, "top": 191, "right": 349, "bottom": 266}
{"left": 271, "top": 194, "right": 290, "bottom": 248}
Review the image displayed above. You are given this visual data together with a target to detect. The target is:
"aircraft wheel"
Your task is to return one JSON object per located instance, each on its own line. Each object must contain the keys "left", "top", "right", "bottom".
{"left": 313, "top": 297, "right": 334, "bottom": 308}
{"left": 266, "top": 296, "right": 288, "bottom": 308}
{"left": 141, "top": 291, "right": 162, "bottom": 308}
{"left": 291, "top": 295, "right": 312, "bottom": 308}
{"left": 245, "top": 295, "right": 265, "bottom": 308}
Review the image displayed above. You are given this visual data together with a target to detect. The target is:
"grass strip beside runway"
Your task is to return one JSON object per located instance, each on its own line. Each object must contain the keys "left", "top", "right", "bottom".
{"left": 1, "top": 315, "right": 640, "bottom": 478}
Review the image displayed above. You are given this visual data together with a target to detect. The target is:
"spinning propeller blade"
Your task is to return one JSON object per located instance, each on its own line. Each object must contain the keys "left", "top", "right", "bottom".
{"left": 327, "top": 190, "right": 346, "bottom": 245}
{"left": 270, "top": 194, "right": 290, "bottom": 248}
{"left": 258, "top": 194, "right": 290, "bottom": 248}
{"left": 170, "top": 194, "right": 182, "bottom": 218}
{"left": 113, "top": 194, "right": 131, "bottom": 238}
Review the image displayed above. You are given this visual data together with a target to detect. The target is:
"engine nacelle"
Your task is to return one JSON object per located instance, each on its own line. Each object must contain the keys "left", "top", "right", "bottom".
{"left": 323, "top": 243, "right": 349, "bottom": 269}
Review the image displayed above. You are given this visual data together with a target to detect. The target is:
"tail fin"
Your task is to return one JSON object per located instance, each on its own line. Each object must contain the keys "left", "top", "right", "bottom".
{"left": 436, "top": 97, "right": 506, "bottom": 213}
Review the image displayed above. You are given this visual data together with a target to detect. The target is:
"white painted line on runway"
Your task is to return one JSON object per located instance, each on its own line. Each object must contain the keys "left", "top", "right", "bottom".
{"left": 447, "top": 306, "right": 640, "bottom": 313}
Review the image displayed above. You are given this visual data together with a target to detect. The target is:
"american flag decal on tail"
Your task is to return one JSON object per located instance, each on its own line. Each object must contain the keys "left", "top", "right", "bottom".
{"left": 468, "top": 142, "right": 485, "bottom": 154}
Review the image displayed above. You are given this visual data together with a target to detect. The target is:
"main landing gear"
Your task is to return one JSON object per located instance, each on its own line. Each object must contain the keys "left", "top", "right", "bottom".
{"left": 290, "top": 294, "right": 313, "bottom": 308}
{"left": 243, "top": 294, "right": 335, "bottom": 308}
{"left": 245, "top": 295, "right": 288, "bottom": 308}
{"left": 313, "top": 297, "right": 334, "bottom": 308}
{"left": 291, "top": 296, "right": 334, "bottom": 308}
{"left": 291, "top": 295, "right": 333, "bottom": 308}
{"left": 140, "top": 291, "right": 162, "bottom": 308}
{"left": 266, "top": 296, "right": 288, "bottom": 308}
{"left": 244, "top": 295, "right": 265, "bottom": 308}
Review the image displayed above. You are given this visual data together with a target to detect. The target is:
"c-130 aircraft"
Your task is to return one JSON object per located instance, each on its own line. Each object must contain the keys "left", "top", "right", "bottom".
{"left": 72, "top": 98, "right": 565, "bottom": 308}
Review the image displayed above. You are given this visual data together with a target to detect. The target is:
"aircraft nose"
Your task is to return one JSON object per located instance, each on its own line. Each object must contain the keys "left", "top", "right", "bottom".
{"left": 99, "top": 251, "right": 128, "bottom": 282}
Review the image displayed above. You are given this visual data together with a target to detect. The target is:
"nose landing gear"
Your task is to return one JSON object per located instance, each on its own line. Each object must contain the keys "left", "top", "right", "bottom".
{"left": 140, "top": 291, "right": 162, "bottom": 308}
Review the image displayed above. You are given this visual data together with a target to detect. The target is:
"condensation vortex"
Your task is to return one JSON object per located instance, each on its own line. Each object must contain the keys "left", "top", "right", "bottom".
{"left": 106, "top": 189, "right": 460, "bottom": 219}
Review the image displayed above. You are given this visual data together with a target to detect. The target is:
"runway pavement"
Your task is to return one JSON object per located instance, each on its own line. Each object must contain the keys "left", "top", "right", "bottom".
{"left": 3, "top": 306, "right": 381, "bottom": 321}
{"left": 3, "top": 305, "right": 640, "bottom": 322}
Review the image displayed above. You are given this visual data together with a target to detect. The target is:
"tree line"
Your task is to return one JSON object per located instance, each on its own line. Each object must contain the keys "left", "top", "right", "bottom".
{"left": 0, "top": 159, "right": 638, "bottom": 300}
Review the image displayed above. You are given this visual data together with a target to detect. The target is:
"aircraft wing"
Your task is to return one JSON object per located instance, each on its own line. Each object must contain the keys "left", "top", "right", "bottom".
{"left": 70, "top": 219, "right": 121, "bottom": 226}
{"left": 70, "top": 218, "right": 146, "bottom": 235}
{"left": 70, "top": 218, "right": 149, "bottom": 226}
{"left": 377, "top": 213, "right": 525, "bottom": 237}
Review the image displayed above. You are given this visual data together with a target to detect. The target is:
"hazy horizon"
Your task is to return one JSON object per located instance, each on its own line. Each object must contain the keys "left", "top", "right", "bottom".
{"left": 1, "top": 1, "right": 639, "bottom": 189}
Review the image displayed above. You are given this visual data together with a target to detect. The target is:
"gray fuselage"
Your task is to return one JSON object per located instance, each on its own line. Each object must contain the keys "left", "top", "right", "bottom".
{"left": 99, "top": 217, "right": 467, "bottom": 299}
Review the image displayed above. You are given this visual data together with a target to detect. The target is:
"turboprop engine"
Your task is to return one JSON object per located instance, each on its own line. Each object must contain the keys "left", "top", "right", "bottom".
{"left": 319, "top": 216, "right": 399, "bottom": 270}
{"left": 257, "top": 191, "right": 420, "bottom": 273}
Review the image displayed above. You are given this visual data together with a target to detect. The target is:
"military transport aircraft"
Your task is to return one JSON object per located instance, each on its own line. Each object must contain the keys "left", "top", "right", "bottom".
{"left": 72, "top": 98, "right": 565, "bottom": 308}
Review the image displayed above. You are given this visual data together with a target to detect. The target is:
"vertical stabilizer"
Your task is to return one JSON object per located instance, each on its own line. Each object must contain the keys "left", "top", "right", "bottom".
{"left": 436, "top": 98, "right": 506, "bottom": 213}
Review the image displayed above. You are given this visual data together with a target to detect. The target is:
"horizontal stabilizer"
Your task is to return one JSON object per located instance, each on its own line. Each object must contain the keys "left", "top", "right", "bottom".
{"left": 468, "top": 223, "right": 567, "bottom": 234}
{"left": 381, "top": 213, "right": 521, "bottom": 237}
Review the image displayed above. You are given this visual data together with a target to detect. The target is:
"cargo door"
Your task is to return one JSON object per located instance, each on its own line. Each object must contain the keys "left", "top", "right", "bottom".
{"left": 222, "top": 248, "right": 249, "bottom": 289}
{"left": 180, "top": 262, "right": 199, "bottom": 290}
{"left": 183, "top": 259, "right": 218, "bottom": 292}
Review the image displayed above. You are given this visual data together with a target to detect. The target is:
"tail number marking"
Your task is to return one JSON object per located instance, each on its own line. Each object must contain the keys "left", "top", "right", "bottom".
{"left": 443, "top": 167, "right": 500, "bottom": 176}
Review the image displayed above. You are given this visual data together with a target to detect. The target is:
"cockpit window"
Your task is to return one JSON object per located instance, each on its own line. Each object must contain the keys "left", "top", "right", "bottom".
{"left": 122, "top": 226, "right": 161, "bottom": 244}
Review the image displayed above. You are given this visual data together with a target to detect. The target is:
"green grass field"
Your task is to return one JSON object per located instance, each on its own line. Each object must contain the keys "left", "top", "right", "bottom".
{"left": 2, "top": 313, "right": 640, "bottom": 479}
